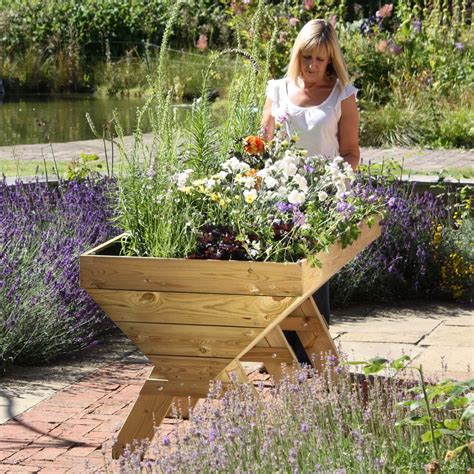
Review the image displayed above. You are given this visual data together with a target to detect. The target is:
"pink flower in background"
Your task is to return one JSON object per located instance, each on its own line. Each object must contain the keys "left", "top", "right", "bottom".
{"left": 196, "top": 34, "right": 208, "bottom": 52}
{"left": 277, "top": 31, "right": 287, "bottom": 44}
{"left": 376, "top": 4, "right": 393, "bottom": 19}
{"left": 304, "top": 0, "right": 314, "bottom": 10}
{"left": 289, "top": 17, "right": 299, "bottom": 27}
{"left": 376, "top": 40, "right": 388, "bottom": 53}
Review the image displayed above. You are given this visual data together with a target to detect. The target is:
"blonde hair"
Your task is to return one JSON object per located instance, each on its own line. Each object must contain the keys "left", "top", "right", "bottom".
{"left": 287, "top": 19, "right": 349, "bottom": 88}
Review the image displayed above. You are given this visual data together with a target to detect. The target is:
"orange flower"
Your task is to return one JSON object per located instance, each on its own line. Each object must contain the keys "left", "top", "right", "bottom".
{"left": 243, "top": 135, "right": 265, "bottom": 155}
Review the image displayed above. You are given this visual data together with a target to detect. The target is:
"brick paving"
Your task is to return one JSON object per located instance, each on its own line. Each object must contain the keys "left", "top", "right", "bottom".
{"left": 0, "top": 361, "right": 152, "bottom": 472}
{"left": 1, "top": 303, "right": 472, "bottom": 473}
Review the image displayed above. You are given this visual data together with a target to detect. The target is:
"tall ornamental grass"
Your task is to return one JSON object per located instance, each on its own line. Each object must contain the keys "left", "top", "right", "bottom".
{"left": 0, "top": 178, "right": 118, "bottom": 370}
{"left": 114, "top": 358, "right": 472, "bottom": 473}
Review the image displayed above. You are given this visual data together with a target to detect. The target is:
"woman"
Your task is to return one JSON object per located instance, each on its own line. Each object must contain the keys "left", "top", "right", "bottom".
{"left": 261, "top": 19, "right": 360, "bottom": 361}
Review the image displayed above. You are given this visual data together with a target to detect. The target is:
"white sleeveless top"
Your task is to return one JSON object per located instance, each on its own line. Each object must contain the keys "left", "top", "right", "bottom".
{"left": 265, "top": 78, "right": 358, "bottom": 158}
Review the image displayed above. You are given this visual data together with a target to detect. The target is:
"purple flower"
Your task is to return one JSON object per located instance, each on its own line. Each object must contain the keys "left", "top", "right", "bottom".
{"left": 162, "top": 435, "right": 170, "bottom": 446}
{"left": 455, "top": 42, "right": 464, "bottom": 50}
{"left": 303, "top": 163, "right": 314, "bottom": 174}
{"left": 300, "top": 422, "right": 309, "bottom": 433}
{"left": 412, "top": 19, "right": 422, "bottom": 33}
{"left": 276, "top": 202, "right": 292, "bottom": 213}
{"left": 336, "top": 201, "right": 348, "bottom": 213}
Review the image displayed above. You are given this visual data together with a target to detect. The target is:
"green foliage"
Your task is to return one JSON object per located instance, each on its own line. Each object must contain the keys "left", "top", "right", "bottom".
{"left": 349, "top": 357, "right": 474, "bottom": 469}
{"left": 65, "top": 153, "right": 102, "bottom": 181}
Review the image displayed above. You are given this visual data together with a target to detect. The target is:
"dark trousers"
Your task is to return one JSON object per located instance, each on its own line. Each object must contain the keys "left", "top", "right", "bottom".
{"left": 283, "top": 281, "right": 330, "bottom": 365}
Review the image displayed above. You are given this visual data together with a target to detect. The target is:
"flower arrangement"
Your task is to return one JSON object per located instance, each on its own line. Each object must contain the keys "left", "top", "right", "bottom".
{"left": 162, "top": 127, "right": 384, "bottom": 263}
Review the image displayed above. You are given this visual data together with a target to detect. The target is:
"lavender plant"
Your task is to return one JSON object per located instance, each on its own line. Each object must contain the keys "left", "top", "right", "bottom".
{"left": 0, "top": 178, "right": 118, "bottom": 370}
{"left": 331, "top": 170, "right": 473, "bottom": 304}
{"left": 114, "top": 358, "right": 469, "bottom": 473}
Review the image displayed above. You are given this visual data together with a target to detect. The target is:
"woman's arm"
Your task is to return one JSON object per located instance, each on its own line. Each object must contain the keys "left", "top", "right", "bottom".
{"left": 338, "top": 95, "right": 360, "bottom": 170}
{"left": 260, "top": 97, "right": 276, "bottom": 141}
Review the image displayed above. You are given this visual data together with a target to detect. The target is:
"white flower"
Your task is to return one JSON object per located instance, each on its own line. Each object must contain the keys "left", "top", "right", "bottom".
{"left": 243, "top": 189, "right": 257, "bottom": 204}
{"left": 263, "top": 176, "right": 278, "bottom": 189}
{"left": 235, "top": 175, "right": 256, "bottom": 188}
{"left": 288, "top": 190, "right": 306, "bottom": 205}
{"left": 223, "top": 156, "right": 250, "bottom": 173}
{"left": 204, "top": 178, "right": 216, "bottom": 190}
{"left": 174, "top": 169, "right": 193, "bottom": 189}
{"left": 212, "top": 171, "right": 228, "bottom": 180}
{"left": 333, "top": 156, "right": 344, "bottom": 165}
{"left": 318, "top": 191, "right": 328, "bottom": 202}
{"left": 293, "top": 174, "right": 308, "bottom": 192}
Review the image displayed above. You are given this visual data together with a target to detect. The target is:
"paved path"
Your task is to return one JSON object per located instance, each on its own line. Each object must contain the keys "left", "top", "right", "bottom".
{"left": 0, "top": 302, "right": 472, "bottom": 472}
{"left": 0, "top": 135, "right": 473, "bottom": 173}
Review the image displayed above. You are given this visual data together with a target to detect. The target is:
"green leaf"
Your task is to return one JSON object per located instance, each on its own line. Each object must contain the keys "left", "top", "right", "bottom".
{"left": 409, "top": 400, "right": 424, "bottom": 411}
{"left": 368, "top": 357, "right": 389, "bottom": 365}
{"left": 391, "top": 355, "right": 410, "bottom": 370}
{"left": 444, "top": 417, "right": 462, "bottom": 431}
{"left": 461, "top": 405, "right": 474, "bottom": 421}
{"left": 421, "top": 429, "right": 442, "bottom": 443}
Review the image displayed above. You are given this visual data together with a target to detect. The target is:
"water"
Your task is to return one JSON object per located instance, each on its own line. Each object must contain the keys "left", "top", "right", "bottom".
{"left": 0, "top": 94, "right": 190, "bottom": 146}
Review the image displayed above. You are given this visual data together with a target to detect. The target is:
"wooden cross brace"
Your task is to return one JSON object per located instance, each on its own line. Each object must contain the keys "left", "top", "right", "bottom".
{"left": 80, "top": 221, "right": 380, "bottom": 458}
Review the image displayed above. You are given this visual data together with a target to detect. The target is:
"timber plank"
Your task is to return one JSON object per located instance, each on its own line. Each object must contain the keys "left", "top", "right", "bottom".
{"left": 80, "top": 253, "right": 303, "bottom": 296}
{"left": 302, "top": 220, "right": 381, "bottom": 294}
{"left": 114, "top": 322, "right": 263, "bottom": 359}
{"left": 147, "top": 356, "right": 231, "bottom": 382}
{"left": 87, "top": 289, "right": 294, "bottom": 327}
{"left": 112, "top": 391, "right": 174, "bottom": 459}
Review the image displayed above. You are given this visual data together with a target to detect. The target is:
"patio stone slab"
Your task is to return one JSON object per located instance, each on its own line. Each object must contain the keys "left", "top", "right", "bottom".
{"left": 420, "top": 324, "right": 474, "bottom": 347}
{"left": 336, "top": 341, "right": 422, "bottom": 363}
{"left": 331, "top": 318, "right": 443, "bottom": 344}
{"left": 443, "top": 313, "right": 473, "bottom": 326}
{"left": 412, "top": 346, "right": 473, "bottom": 382}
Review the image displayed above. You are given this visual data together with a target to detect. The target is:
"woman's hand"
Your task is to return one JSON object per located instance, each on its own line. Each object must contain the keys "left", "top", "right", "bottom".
{"left": 260, "top": 97, "right": 275, "bottom": 141}
{"left": 338, "top": 94, "right": 360, "bottom": 170}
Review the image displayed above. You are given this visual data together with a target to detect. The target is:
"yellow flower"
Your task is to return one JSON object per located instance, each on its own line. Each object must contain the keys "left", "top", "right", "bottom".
{"left": 444, "top": 450, "right": 456, "bottom": 462}
{"left": 243, "top": 189, "right": 257, "bottom": 204}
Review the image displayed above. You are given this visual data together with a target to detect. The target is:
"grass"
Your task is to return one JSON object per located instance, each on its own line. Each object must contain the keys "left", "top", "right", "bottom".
{"left": 0, "top": 157, "right": 109, "bottom": 179}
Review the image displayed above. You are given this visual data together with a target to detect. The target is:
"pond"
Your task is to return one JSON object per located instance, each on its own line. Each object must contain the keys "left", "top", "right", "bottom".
{"left": 0, "top": 94, "right": 191, "bottom": 146}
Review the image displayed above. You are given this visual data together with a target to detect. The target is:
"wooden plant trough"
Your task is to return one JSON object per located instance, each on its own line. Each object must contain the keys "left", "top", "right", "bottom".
{"left": 80, "top": 220, "right": 381, "bottom": 458}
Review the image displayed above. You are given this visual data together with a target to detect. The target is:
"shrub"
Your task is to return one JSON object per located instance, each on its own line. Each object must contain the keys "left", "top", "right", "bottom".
{"left": 114, "top": 359, "right": 471, "bottom": 472}
{"left": 331, "top": 172, "right": 473, "bottom": 305}
{"left": 0, "top": 178, "right": 118, "bottom": 371}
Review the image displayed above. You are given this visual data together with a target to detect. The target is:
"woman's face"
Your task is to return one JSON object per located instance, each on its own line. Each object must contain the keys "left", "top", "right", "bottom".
{"left": 299, "top": 48, "right": 331, "bottom": 85}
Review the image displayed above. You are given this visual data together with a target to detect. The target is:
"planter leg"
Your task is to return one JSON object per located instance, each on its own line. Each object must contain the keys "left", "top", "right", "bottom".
{"left": 112, "top": 388, "right": 174, "bottom": 459}
{"left": 261, "top": 326, "right": 298, "bottom": 382}
{"left": 294, "top": 296, "right": 338, "bottom": 373}
{"left": 167, "top": 396, "right": 198, "bottom": 419}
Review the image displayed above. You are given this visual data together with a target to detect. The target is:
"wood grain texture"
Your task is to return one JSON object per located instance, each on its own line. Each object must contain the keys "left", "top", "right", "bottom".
{"left": 80, "top": 254, "right": 304, "bottom": 296}
{"left": 114, "top": 321, "right": 263, "bottom": 359}
{"left": 302, "top": 220, "right": 381, "bottom": 294}
{"left": 140, "top": 378, "right": 214, "bottom": 397}
{"left": 295, "top": 297, "right": 338, "bottom": 373}
{"left": 112, "top": 392, "right": 174, "bottom": 459}
{"left": 240, "top": 347, "right": 296, "bottom": 363}
{"left": 87, "top": 289, "right": 294, "bottom": 327}
{"left": 147, "top": 356, "right": 231, "bottom": 382}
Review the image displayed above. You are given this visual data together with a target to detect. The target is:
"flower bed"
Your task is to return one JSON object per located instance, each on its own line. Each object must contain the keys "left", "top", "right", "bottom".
{"left": 0, "top": 178, "right": 118, "bottom": 370}
{"left": 114, "top": 359, "right": 473, "bottom": 473}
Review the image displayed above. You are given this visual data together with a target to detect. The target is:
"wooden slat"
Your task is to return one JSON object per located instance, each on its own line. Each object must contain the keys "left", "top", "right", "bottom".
{"left": 278, "top": 315, "right": 321, "bottom": 331}
{"left": 87, "top": 289, "right": 294, "bottom": 327}
{"left": 80, "top": 253, "right": 304, "bottom": 296}
{"left": 302, "top": 220, "right": 381, "bottom": 294}
{"left": 240, "top": 347, "right": 295, "bottom": 363}
{"left": 112, "top": 392, "right": 174, "bottom": 459}
{"left": 140, "top": 378, "right": 213, "bottom": 398}
{"left": 147, "top": 356, "right": 231, "bottom": 382}
{"left": 114, "top": 321, "right": 263, "bottom": 359}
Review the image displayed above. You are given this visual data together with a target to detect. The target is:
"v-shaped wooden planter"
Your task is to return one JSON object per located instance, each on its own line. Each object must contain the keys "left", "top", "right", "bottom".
{"left": 80, "top": 220, "right": 380, "bottom": 458}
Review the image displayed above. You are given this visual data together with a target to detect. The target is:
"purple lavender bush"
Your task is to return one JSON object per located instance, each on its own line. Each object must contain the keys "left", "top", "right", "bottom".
{"left": 114, "top": 359, "right": 469, "bottom": 472}
{"left": 0, "top": 178, "right": 118, "bottom": 371}
{"left": 331, "top": 173, "right": 472, "bottom": 306}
